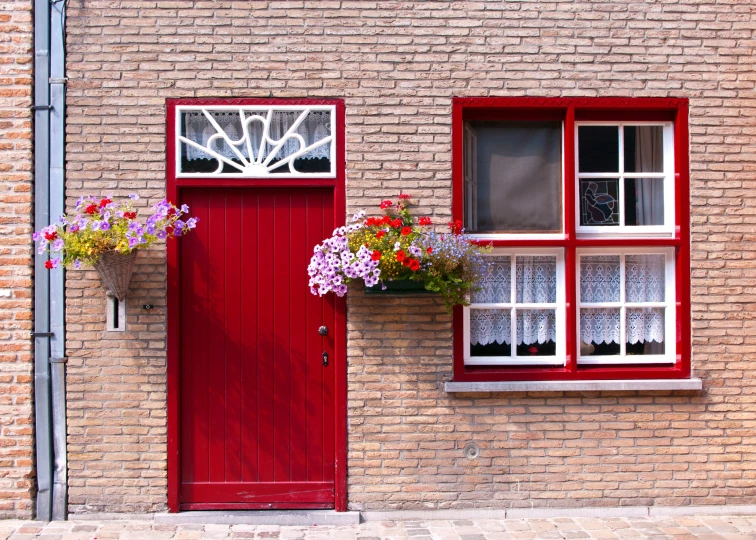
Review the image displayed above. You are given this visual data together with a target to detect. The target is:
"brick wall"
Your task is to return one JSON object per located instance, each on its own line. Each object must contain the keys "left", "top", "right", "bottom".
{"left": 63, "top": 1, "right": 756, "bottom": 513}
{"left": 0, "top": 0, "right": 34, "bottom": 519}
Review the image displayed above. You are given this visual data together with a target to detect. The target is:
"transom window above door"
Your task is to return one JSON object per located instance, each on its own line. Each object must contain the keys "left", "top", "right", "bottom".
{"left": 174, "top": 105, "right": 336, "bottom": 178}
{"left": 453, "top": 97, "right": 690, "bottom": 382}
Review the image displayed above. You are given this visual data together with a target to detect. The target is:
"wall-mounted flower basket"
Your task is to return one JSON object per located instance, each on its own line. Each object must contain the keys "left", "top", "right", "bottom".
{"left": 93, "top": 250, "right": 138, "bottom": 302}
{"left": 308, "top": 194, "right": 491, "bottom": 313}
{"left": 34, "top": 195, "right": 199, "bottom": 301}
{"left": 365, "top": 279, "right": 431, "bottom": 295}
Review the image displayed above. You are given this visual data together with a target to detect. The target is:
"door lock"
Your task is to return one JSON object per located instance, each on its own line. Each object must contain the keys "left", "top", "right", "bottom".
{"left": 322, "top": 352, "right": 329, "bottom": 367}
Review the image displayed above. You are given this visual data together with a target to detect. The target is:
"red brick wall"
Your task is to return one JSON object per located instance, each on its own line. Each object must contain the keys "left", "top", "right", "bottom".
{"left": 0, "top": 0, "right": 35, "bottom": 519}
{"left": 62, "top": 1, "right": 756, "bottom": 513}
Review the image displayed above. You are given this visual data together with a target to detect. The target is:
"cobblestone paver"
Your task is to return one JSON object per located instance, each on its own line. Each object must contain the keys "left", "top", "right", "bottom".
{"left": 1, "top": 515, "right": 756, "bottom": 540}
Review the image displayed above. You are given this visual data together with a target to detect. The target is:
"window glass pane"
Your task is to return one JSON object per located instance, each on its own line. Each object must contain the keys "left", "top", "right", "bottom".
{"left": 578, "top": 126, "right": 619, "bottom": 173}
{"left": 470, "top": 309, "right": 511, "bottom": 357}
{"left": 625, "top": 254, "right": 665, "bottom": 302}
{"left": 624, "top": 126, "right": 663, "bottom": 173}
{"left": 471, "top": 256, "right": 511, "bottom": 303}
{"left": 465, "top": 121, "right": 561, "bottom": 233}
{"left": 580, "top": 179, "right": 619, "bottom": 226}
{"left": 516, "top": 256, "right": 556, "bottom": 303}
{"left": 516, "top": 309, "right": 556, "bottom": 355}
{"left": 580, "top": 308, "right": 620, "bottom": 355}
{"left": 626, "top": 308, "right": 665, "bottom": 354}
{"left": 624, "top": 178, "right": 664, "bottom": 226}
{"left": 580, "top": 255, "right": 620, "bottom": 303}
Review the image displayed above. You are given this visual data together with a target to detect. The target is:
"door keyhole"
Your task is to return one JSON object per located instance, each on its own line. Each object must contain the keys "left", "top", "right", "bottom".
{"left": 322, "top": 352, "right": 329, "bottom": 367}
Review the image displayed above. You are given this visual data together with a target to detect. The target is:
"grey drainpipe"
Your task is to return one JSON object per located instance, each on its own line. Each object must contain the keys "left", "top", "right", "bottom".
{"left": 49, "top": 0, "right": 67, "bottom": 520}
{"left": 33, "top": 0, "right": 67, "bottom": 521}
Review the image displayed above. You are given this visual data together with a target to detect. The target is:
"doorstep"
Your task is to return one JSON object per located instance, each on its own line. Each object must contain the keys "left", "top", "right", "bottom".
{"left": 153, "top": 510, "right": 360, "bottom": 526}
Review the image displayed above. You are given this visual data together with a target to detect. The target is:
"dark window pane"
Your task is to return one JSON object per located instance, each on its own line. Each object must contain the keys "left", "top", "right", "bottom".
{"left": 580, "top": 308, "right": 620, "bottom": 355}
{"left": 624, "top": 126, "right": 663, "bottom": 173}
{"left": 580, "top": 179, "right": 619, "bottom": 226}
{"left": 624, "top": 178, "right": 664, "bottom": 225}
{"left": 578, "top": 126, "right": 619, "bottom": 173}
{"left": 465, "top": 121, "right": 562, "bottom": 233}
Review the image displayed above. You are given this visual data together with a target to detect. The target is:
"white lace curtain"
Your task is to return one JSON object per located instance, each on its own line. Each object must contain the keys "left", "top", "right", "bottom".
{"left": 470, "top": 256, "right": 557, "bottom": 346}
{"left": 182, "top": 110, "right": 331, "bottom": 161}
{"left": 580, "top": 254, "right": 665, "bottom": 345}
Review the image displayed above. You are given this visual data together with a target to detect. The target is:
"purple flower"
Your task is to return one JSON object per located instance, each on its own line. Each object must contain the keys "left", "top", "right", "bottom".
{"left": 128, "top": 194, "right": 140, "bottom": 200}
{"left": 186, "top": 217, "right": 198, "bottom": 229}
{"left": 91, "top": 221, "right": 101, "bottom": 231}
{"left": 32, "top": 232, "right": 40, "bottom": 242}
{"left": 100, "top": 221, "right": 110, "bottom": 231}
{"left": 74, "top": 259, "right": 81, "bottom": 270}
{"left": 145, "top": 224, "right": 156, "bottom": 235}
{"left": 180, "top": 204, "right": 189, "bottom": 214}
{"left": 52, "top": 239, "right": 64, "bottom": 251}
{"left": 174, "top": 220, "right": 185, "bottom": 230}
{"left": 156, "top": 230, "right": 167, "bottom": 239}
{"left": 128, "top": 237, "right": 140, "bottom": 248}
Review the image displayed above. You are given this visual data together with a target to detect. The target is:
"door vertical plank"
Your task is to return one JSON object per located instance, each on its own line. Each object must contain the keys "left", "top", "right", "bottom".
{"left": 180, "top": 190, "right": 196, "bottom": 484}
{"left": 207, "top": 191, "right": 227, "bottom": 482}
{"left": 256, "top": 191, "right": 275, "bottom": 483}
{"left": 224, "top": 192, "right": 242, "bottom": 482}
{"left": 240, "top": 192, "right": 259, "bottom": 482}
{"left": 321, "top": 193, "right": 336, "bottom": 483}
{"left": 305, "top": 191, "right": 324, "bottom": 481}
{"left": 273, "top": 191, "right": 292, "bottom": 482}
{"left": 288, "top": 190, "right": 308, "bottom": 482}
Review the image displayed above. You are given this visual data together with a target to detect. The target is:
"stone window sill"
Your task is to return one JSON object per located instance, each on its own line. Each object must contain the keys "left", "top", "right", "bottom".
{"left": 444, "top": 378, "right": 703, "bottom": 393}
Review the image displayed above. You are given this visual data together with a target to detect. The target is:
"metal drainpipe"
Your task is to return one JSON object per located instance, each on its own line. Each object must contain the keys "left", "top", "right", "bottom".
{"left": 33, "top": 0, "right": 53, "bottom": 522}
{"left": 33, "top": 0, "right": 67, "bottom": 521}
{"left": 49, "top": 0, "right": 68, "bottom": 521}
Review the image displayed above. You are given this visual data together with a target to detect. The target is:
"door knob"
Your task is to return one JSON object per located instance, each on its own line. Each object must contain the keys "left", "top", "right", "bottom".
{"left": 318, "top": 325, "right": 328, "bottom": 336}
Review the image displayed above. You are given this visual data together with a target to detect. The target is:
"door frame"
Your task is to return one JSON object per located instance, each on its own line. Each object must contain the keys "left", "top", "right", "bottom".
{"left": 165, "top": 98, "right": 347, "bottom": 512}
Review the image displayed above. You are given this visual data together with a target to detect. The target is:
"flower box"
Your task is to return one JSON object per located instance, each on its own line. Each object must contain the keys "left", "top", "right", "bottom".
{"left": 364, "top": 279, "right": 431, "bottom": 295}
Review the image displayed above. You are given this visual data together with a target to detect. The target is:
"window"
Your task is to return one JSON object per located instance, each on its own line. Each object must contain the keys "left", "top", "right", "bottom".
{"left": 175, "top": 105, "right": 336, "bottom": 178}
{"left": 453, "top": 97, "right": 690, "bottom": 381}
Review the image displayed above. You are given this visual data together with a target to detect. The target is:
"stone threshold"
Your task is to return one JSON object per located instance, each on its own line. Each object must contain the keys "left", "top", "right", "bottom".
{"left": 445, "top": 378, "right": 703, "bottom": 393}
{"left": 66, "top": 503, "right": 756, "bottom": 525}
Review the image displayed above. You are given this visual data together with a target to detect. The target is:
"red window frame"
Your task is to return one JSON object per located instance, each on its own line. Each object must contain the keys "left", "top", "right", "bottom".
{"left": 451, "top": 97, "right": 690, "bottom": 382}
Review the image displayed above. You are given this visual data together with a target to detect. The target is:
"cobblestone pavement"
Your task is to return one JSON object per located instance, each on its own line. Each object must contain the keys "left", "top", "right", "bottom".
{"left": 1, "top": 515, "right": 755, "bottom": 540}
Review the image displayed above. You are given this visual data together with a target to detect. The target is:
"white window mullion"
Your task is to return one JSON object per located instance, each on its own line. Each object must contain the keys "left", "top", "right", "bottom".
{"left": 618, "top": 125, "right": 625, "bottom": 231}
{"left": 510, "top": 256, "right": 517, "bottom": 359}
{"left": 619, "top": 252, "right": 626, "bottom": 358}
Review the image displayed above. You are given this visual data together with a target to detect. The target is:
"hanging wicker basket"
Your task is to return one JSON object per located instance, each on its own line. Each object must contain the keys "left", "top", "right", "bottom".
{"left": 93, "top": 250, "right": 138, "bottom": 302}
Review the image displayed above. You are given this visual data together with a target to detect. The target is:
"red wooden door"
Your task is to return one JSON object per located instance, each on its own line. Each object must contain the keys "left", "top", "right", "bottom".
{"left": 178, "top": 188, "right": 336, "bottom": 509}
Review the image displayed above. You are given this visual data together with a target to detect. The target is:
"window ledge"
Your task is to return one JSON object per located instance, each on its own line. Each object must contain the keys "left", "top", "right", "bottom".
{"left": 444, "top": 378, "right": 702, "bottom": 393}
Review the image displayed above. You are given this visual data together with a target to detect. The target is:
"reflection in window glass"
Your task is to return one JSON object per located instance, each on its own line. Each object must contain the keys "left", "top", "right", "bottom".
{"left": 578, "top": 126, "right": 619, "bottom": 173}
{"left": 580, "top": 179, "right": 619, "bottom": 226}
{"left": 580, "top": 255, "right": 620, "bottom": 303}
{"left": 471, "top": 256, "right": 511, "bottom": 304}
{"left": 624, "top": 126, "right": 664, "bottom": 173}
{"left": 580, "top": 308, "right": 621, "bottom": 356}
{"left": 516, "top": 256, "right": 556, "bottom": 303}
{"left": 464, "top": 121, "right": 562, "bottom": 233}
{"left": 516, "top": 309, "right": 556, "bottom": 356}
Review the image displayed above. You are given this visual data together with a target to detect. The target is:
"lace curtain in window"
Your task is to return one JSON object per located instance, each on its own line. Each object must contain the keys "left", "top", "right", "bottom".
{"left": 182, "top": 110, "right": 331, "bottom": 162}
{"left": 580, "top": 254, "right": 665, "bottom": 345}
{"left": 470, "top": 256, "right": 557, "bottom": 346}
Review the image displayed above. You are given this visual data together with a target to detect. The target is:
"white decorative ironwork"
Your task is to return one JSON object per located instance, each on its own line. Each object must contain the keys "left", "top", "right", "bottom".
{"left": 177, "top": 106, "right": 335, "bottom": 177}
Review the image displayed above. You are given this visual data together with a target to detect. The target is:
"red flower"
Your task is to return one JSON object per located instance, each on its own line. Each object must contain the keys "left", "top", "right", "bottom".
{"left": 382, "top": 215, "right": 391, "bottom": 225}
{"left": 409, "top": 259, "right": 420, "bottom": 271}
{"left": 402, "top": 259, "right": 411, "bottom": 267}
{"left": 380, "top": 200, "right": 393, "bottom": 209}
{"left": 426, "top": 247, "right": 433, "bottom": 254}
{"left": 44, "top": 260, "right": 54, "bottom": 269}
{"left": 44, "top": 231, "right": 57, "bottom": 241}
{"left": 85, "top": 204, "right": 98, "bottom": 215}
{"left": 398, "top": 193, "right": 411, "bottom": 200}
{"left": 99, "top": 198, "right": 112, "bottom": 208}
{"left": 418, "top": 216, "right": 432, "bottom": 226}
{"left": 166, "top": 226, "right": 174, "bottom": 236}
{"left": 401, "top": 226, "right": 412, "bottom": 236}
{"left": 123, "top": 211, "right": 137, "bottom": 220}
{"left": 371, "top": 250, "right": 381, "bottom": 261}
{"left": 390, "top": 218, "right": 402, "bottom": 228}
{"left": 448, "top": 219, "right": 463, "bottom": 235}
{"left": 167, "top": 207, "right": 176, "bottom": 217}
{"left": 376, "top": 231, "right": 385, "bottom": 239}
{"left": 395, "top": 250, "right": 405, "bottom": 262}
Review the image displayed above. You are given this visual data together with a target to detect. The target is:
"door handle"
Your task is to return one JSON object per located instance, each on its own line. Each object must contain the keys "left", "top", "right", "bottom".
{"left": 322, "top": 352, "right": 329, "bottom": 367}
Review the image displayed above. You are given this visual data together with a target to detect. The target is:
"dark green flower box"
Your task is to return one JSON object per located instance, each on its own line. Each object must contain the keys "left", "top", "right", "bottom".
{"left": 364, "top": 279, "right": 431, "bottom": 295}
